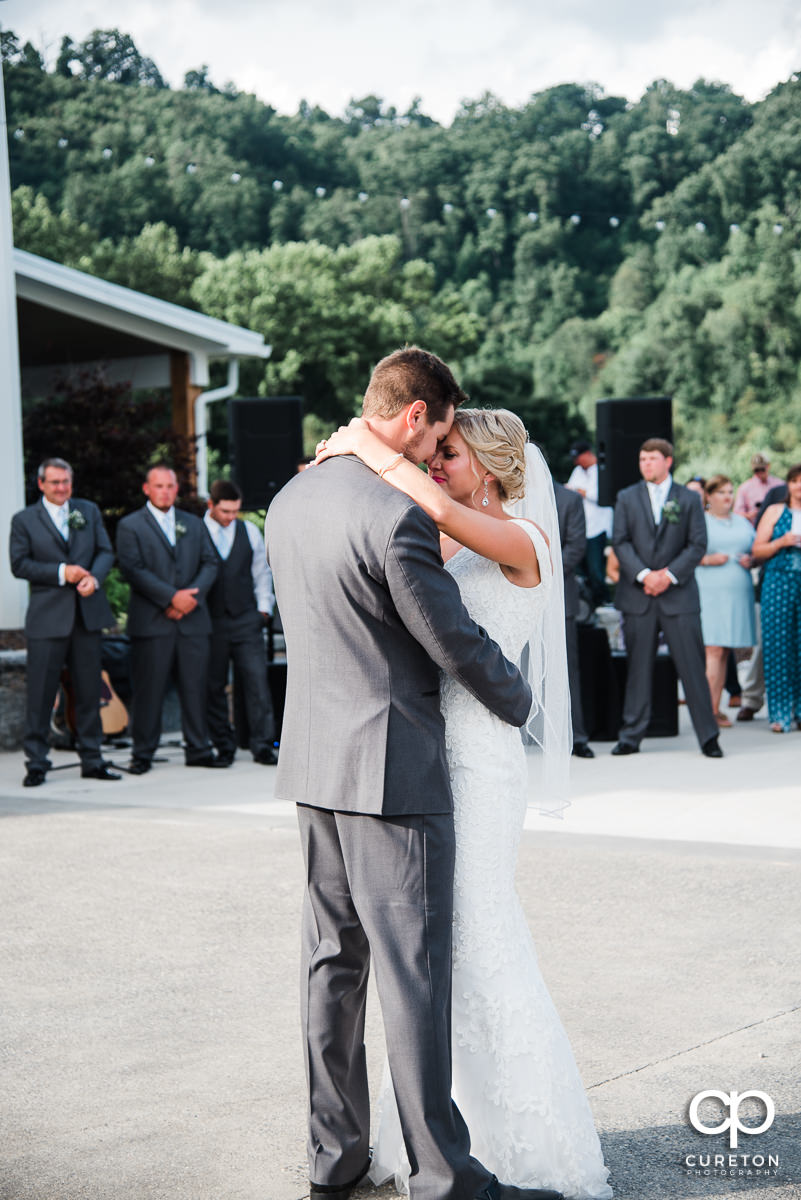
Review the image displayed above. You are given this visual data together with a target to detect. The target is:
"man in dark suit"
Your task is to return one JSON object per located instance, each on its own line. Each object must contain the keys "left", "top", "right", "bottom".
{"left": 204, "top": 479, "right": 277, "bottom": 766}
{"left": 554, "top": 481, "right": 593, "bottom": 757}
{"left": 9, "top": 457, "right": 120, "bottom": 786}
{"left": 612, "top": 437, "right": 721, "bottom": 757}
{"left": 116, "top": 464, "right": 223, "bottom": 773}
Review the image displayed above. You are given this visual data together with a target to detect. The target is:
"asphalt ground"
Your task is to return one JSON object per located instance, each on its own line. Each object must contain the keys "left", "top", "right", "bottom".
{"left": 1, "top": 707, "right": 799, "bottom": 1200}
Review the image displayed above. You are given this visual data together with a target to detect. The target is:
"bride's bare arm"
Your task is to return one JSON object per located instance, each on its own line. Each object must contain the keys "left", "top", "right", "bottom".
{"left": 317, "top": 420, "right": 543, "bottom": 577}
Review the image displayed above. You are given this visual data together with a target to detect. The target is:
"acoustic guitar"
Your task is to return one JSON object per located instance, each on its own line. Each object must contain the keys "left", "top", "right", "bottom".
{"left": 59, "top": 668, "right": 129, "bottom": 737}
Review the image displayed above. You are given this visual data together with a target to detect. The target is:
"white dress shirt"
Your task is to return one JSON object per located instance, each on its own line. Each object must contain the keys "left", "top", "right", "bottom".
{"left": 565, "top": 462, "right": 613, "bottom": 538}
{"left": 637, "top": 474, "right": 677, "bottom": 585}
{"left": 147, "top": 500, "right": 176, "bottom": 546}
{"left": 42, "top": 496, "right": 69, "bottom": 585}
{"left": 645, "top": 474, "right": 673, "bottom": 525}
{"left": 203, "top": 512, "right": 275, "bottom": 615}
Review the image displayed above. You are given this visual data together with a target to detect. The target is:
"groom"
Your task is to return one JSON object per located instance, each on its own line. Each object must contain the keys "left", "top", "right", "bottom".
{"left": 266, "top": 348, "right": 562, "bottom": 1200}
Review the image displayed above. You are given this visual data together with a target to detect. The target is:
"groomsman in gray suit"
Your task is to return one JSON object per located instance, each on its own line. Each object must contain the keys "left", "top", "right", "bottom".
{"left": 116, "top": 464, "right": 222, "bottom": 773}
{"left": 554, "top": 481, "right": 593, "bottom": 757}
{"left": 9, "top": 457, "right": 120, "bottom": 786}
{"left": 267, "top": 348, "right": 560, "bottom": 1200}
{"left": 612, "top": 437, "right": 721, "bottom": 757}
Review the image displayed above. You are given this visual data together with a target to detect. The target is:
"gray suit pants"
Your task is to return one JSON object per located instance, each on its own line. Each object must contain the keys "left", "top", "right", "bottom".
{"left": 24, "top": 624, "right": 104, "bottom": 771}
{"left": 620, "top": 608, "right": 717, "bottom": 748}
{"left": 296, "top": 805, "right": 491, "bottom": 1200}
{"left": 129, "top": 633, "right": 211, "bottom": 762}
{"left": 207, "top": 619, "right": 274, "bottom": 758}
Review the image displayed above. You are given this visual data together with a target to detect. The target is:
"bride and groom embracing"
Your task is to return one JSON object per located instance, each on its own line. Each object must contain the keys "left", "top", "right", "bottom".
{"left": 265, "top": 348, "right": 612, "bottom": 1200}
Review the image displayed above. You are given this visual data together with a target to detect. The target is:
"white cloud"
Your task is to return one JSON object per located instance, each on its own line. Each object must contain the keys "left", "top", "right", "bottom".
{"left": 2, "top": 0, "right": 799, "bottom": 120}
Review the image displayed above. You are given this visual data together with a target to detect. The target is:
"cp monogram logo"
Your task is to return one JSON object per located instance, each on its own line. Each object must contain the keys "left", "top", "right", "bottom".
{"left": 689, "top": 1090, "right": 775, "bottom": 1148}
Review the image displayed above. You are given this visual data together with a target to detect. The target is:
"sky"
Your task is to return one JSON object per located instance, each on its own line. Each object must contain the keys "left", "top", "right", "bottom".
{"left": 2, "top": 0, "right": 800, "bottom": 122}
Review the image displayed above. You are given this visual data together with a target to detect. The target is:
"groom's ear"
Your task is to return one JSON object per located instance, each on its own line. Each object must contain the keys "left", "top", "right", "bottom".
{"left": 405, "top": 400, "right": 428, "bottom": 429}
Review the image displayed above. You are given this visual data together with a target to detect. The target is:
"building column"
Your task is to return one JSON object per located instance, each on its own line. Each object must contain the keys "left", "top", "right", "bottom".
{"left": 170, "top": 350, "right": 203, "bottom": 489}
{"left": 0, "top": 60, "right": 27, "bottom": 629}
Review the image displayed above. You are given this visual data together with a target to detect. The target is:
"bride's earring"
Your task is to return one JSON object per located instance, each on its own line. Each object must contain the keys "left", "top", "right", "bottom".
{"left": 482, "top": 478, "right": 490, "bottom": 507}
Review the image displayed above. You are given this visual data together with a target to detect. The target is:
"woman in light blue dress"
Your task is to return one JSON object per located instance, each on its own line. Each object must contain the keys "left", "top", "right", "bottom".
{"left": 695, "top": 475, "right": 756, "bottom": 726}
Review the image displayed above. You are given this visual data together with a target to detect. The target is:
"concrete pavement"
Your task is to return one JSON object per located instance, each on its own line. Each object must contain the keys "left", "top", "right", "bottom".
{"left": 1, "top": 708, "right": 799, "bottom": 1199}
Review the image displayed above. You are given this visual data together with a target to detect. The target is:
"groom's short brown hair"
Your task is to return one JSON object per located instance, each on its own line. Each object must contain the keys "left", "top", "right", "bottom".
{"left": 362, "top": 346, "right": 466, "bottom": 424}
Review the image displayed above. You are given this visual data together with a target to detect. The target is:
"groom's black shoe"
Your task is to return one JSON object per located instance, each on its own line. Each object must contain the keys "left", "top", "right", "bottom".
{"left": 309, "top": 1159, "right": 370, "bottom": 1200}
{"left": 611, "top": 740, "right": 639, "bottom": 756}
{"left": 476, "top": 1178, "right": 564, "bottom": 1200}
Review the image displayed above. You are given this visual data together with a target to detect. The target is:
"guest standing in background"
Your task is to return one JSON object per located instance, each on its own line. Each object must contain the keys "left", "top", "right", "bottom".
{"left": 565, "top": 440, "right": 613, "bottom": 608}
{"left": 9, "top": 457, "right": 120, "bottom": 787}
{"left": 612, "top": 438, "right": 721, "bottom": 757}
{"left": 204, "top": 480, "right": 277, "bottom": 766}
{"left": 695, "top": 475, "right": 756, "bottom": 728}
{"left": 554, "top": 481, "right": 593, "bottom": 758}
{"left": 736, "top": 480, "right": 789, "bottom": 722}
{"left": 734, "top": 453, "right": 784, "bottom": 526}
{"left": 116, "top": 465, "right": 222, "bottom": 774}
{"left": 751, "top": 464, "right": 801, "bottom": 733}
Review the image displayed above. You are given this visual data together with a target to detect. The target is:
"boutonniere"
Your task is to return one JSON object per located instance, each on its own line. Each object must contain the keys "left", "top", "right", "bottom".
{"left": 662, "top": 499, "right": 681, "bottom": 524}
{"left": 175, "top": 520, "right": 188, "bottom": 540}
{"left": 66, "top": 510, "right": 87, "bottom": 531}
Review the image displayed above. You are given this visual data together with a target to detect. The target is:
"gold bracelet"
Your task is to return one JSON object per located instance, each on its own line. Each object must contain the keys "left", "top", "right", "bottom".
{"left": 378, "top": 453, "right": 404, "bottom": 479}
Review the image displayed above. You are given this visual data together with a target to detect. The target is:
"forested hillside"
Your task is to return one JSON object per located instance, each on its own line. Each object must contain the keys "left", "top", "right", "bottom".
{"left": 4, "top": 28, "right": 801, "bottom": 478}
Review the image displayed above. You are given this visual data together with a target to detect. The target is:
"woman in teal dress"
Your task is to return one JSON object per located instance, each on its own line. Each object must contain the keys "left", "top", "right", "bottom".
{"left": 752, "top": 464, "right": 801, "bottom": 732}
{"left": 695, "top": 475, "right": 756, "bottom": 726}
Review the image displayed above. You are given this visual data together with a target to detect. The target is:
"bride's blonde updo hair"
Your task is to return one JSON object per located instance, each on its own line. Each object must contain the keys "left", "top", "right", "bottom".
{"left": 452, "top": 408, "right": 528, "bottom": 503}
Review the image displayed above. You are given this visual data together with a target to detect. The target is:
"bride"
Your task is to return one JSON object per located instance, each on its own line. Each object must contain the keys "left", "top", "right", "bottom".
{"left": 317, "top": 408, "right": 612, "bottom": 1200}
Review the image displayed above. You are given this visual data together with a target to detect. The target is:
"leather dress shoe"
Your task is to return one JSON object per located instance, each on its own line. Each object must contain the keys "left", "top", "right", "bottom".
{"left": 572, "top": 742, "right": 594, "bottom": 758}
{"left": 736, "top": 706, "right": 757, "bottom": 722}
{"left": 253, "top": 747, "right": 278, "bottom": 765}
{"left": 611, "top": 741, "right": 639, "bottom": 756}
{"left": 702, "top": 736, "right": 724, "bottom": 758}
{"left": 81, "top": 764, "right": 122, "bottom": 781}
{"left": 309, "top": 1159, "right": 370, "bottom": 1200}
{"left": 476, "top": 1177, "right": 564, "bottom": 1200}
{"left": 23, "top": 767, "right": 46, "bottom": 787}
{"left": 127, "top": 758, "right": 151, "bottom": 775}
{"left": 185, "top": 753, "right": 229, "bottom": 768}
{"left": 214, "top": 751, "right": 235, "bottom": 767}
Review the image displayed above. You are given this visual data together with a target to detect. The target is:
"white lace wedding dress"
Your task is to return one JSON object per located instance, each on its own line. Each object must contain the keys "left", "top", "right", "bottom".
{"left": 369, "top": 520, "right": 612, "bottom": 1199}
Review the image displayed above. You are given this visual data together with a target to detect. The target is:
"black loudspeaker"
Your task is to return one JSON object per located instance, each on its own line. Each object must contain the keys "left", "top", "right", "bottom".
{"left": 577, "top": 626, "right": 679, "bottom": 740}
{"left": 596, "top": 396, "right": 673, "bottom": 507}
{"left": 228, "top": 397, "right": 303, "bottom": 510}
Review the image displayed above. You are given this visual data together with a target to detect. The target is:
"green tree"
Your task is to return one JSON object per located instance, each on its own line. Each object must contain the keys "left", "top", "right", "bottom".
{"left": 192, "top": 236, "right": 481, "bottom": 423}
{"left": 22, "top": 370, "right": 197, "bottom": 534}
{"left": 55, "top": 29, "right": 165, "bottom": 87}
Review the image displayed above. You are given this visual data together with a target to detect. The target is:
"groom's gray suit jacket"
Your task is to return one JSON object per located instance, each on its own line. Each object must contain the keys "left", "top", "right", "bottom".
{"left": 267, "top": 454, "right": 531, "bottom": 815}
{"left": 266, "top": 453, "right": 531, "bottom": 1194}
